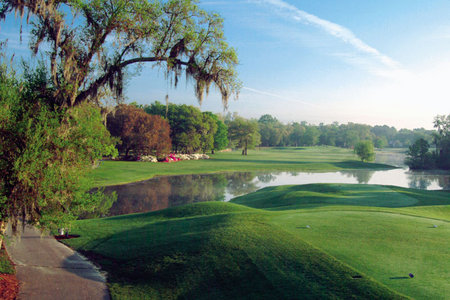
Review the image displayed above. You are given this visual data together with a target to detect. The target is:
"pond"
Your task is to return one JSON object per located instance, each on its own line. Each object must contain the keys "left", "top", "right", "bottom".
{"left": 103, "top": 168, "right": 449, "bottom": 216}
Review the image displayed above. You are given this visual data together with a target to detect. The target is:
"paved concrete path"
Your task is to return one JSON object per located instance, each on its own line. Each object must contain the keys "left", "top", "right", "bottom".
{"left": 5, "top": 225, "right": 110, "bottom": 300}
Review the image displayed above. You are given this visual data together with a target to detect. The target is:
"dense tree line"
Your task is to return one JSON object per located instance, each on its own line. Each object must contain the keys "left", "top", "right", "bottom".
{"left": 109, "top": 102, "right": 263, "bottom": 156}
{"left": 109, "top": 106, "right": 439, "bottom": 157}
{"left": 141, "top": 101, "right": 227, "bottom": 154}
{"left": 254, "top": 114, "right": 434, "bottom": 149}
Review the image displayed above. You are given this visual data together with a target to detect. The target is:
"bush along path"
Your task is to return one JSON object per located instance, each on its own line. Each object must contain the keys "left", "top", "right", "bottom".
{"left": 0, "top": 244, "right": 18, "bottom": 300}
{"left": 5, "top": 225, "right": 110, "bottom": 300}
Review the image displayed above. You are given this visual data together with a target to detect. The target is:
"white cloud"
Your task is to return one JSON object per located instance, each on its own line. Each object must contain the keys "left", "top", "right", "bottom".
{"left": 243, "top": 86, "right": 319, "bottom": 107}
{"left": 252, "top": 0, "right": 408, "bottom": 79}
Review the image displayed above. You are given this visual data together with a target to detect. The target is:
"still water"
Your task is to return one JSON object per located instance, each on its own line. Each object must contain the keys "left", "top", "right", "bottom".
{"left": 104, "top": 168, "right": 449, "bottom": 216}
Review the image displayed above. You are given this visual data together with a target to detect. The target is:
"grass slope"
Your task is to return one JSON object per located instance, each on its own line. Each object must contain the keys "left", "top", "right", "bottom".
{"left": 91, "top": 147, "right": 394, "bottom": 186}
{"left": 232, "top": 184, "right": 450, "bottom": 299}
{"left": 63, "top": 184, "right": 449, "bottom": 299}
{"left": 272, "top": 211, "right": 449, "bottom": 300}
{"left": 65, "top": 201, "right": 404, "bottom": 299}
{"left": 231, "top": 184, "right": 450, "bottom": 211}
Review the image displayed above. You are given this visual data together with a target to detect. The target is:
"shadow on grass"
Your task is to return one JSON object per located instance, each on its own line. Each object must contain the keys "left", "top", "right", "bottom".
{"left": 332, "top": 161, "right": 396, "bottom": 170}
{"left": 209, "top": 158, "right": 309, "bottom": 165}
{"left": 208, "top": 159, "right": 396, "bottom": 170}
{"left": 270, "top": 147, "right": 307, "bottom": 151}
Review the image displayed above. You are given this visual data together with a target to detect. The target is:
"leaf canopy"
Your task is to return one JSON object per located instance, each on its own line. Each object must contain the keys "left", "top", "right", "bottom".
{"left": 0, "top": 0, "right": 241, "bottom": 107}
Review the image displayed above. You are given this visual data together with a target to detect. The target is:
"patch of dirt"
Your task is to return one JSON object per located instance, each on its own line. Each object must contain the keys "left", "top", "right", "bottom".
{"left": 0, "top": 245, "right": 19, "bottom": 300}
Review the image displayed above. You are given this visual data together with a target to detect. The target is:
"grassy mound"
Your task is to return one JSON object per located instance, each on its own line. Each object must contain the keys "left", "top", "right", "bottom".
{"left": 64, "top": 184, "right": 449, "bottom": 299}
{"left": 65, "top": 202, "right": 404, "bottom": 299}
{"left": 231, "top": 183, "right": 450, "bottom": 210}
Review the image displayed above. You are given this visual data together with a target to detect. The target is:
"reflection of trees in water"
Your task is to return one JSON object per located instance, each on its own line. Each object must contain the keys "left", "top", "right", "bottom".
{"left": 339, "top": 170, "right": 375, "bottom": 184}
{"left": 106, "top": 177, "right": 171, "bottom": 216}
{"left": 105, "top": 174, "right": 228, "bottom": 216}
{"left": 99, "top": 170, "right": 450, "bottom": 218}
{"left": 80, "top": 188, "right": 118, "bottom": 219}
{"left": 407, "top": 176, "right": 431, "bottom": 190}
{"left": 437, "top": 176, "right": 450, "bottom": 189}
{"left": 226, "top": 172, "right": 258, "bottom": 197}
{"left": 169, "top": 174, "right": 227, "bottom": 206}
{"left": 407, "top": 172, "right": 449, "bottom": 190}
{"left": 256, "top": 173, "right": 277, "bottom": 183}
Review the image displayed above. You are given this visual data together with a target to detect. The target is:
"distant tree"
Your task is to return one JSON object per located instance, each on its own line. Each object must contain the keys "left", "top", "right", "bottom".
{"left": 354, "top": 140, "right": 375, "bottom": 162}
{"left": 303, "top": 126, "right": 320, "bottom": 146}
{"left": 107, "top": 104, "right": 171, "bottom": 157}
{"left": 433, "top": 114, "right": 450, "bottom": 169}
{"left": 228, "top": 117, "right": 261, "bottom": 155}
{"left": 258, "top": 114, "right": 284, "bottom": 146}
{"left": 289, "top": 122, "right": 306, "bottom": 147}
{"left": 199, "top": 112, "right": 218, "bottom": 153}
{"left": 318, "top": 123, "right": 338, "bottom": 146}
{"left": 203, "top": 112, "right": 228, "bottom": 153}
{"left": 145, "top": 102, "right": 219, "bottom": 153}
{"left": 371, "top": 125, "right": 397, "bottom": 147}
{"left": 374, "top": 136, "right": 388, "bottom": 148}
{"left": 405, "top": 138, "right": 434, "bottom": 170}
{"left": 145, "top": 102, "right": 192, "bottom": 152}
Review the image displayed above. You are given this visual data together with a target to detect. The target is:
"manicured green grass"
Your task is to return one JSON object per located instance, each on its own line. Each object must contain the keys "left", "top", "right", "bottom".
{"left": 65, "top": 202, "right": 404, "bottom": 299}
{"left": 231, "top": 184, "right": 450, "bottom": 299}
{"left": 63, "top": 184, "right": 449, "bottom": 299}
{"left": 272, "top": 211, "right": 449, "bottom": 300}
{"left": 91, "top": 147, "right": 394, "bottom": 186}
{"left": 231, "top": 183, "right": 450, "bottom": 211}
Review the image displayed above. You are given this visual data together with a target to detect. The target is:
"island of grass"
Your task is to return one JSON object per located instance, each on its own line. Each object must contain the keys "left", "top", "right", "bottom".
{"left": 62, "top": 184, "right": 450, "bottom": 299}
{"left": 91, "top": 147, "right": 396, "bottom": 186}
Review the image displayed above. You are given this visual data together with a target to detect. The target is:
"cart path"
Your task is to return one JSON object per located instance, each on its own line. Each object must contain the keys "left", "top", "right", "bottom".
{"left": 5, "top": 225, "right": 110, "bottom": 300}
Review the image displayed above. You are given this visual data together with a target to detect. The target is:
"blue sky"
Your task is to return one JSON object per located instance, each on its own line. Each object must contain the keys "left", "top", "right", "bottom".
{"left": 2, "top": 0, "right": 450, "bottom": 129}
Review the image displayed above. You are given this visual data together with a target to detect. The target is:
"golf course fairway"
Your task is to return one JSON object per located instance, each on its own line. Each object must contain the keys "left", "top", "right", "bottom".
{"left": 62, "top": 184, "right": 449, "bottom": 299}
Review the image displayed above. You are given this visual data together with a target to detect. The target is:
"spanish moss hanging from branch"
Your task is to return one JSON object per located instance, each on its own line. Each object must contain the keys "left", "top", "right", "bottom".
{"left": 0, "top": 0, "right": 241, "bottom": 108}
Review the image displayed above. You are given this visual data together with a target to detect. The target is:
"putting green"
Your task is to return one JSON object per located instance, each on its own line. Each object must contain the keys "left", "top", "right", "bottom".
{"left": 271, "top": 209, "right": 449, "bottom": 299}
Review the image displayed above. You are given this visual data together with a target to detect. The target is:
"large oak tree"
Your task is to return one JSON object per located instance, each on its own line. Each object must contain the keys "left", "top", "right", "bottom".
{"left": 0, "top": 0, "right": 241, "bottom": 108}
{"left": 0, "top": 0, "right": 240, "bottom": 236}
